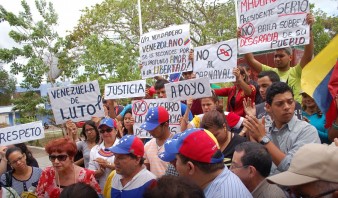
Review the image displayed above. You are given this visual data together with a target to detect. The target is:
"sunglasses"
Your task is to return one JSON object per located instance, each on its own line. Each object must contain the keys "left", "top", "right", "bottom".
{"left": 100, "top": 128, "right": 113, "bottom": 134}
{"left": 49, "top": 154, "right": 68, "bottom": 162}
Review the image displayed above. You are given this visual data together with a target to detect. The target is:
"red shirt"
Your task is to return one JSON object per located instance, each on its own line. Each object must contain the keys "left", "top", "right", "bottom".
{"left": 214, "top": 85, "right": 256, "bottom": 117}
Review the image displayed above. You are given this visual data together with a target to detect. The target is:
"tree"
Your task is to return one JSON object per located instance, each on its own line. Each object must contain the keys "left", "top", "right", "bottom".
{"left": 0, "top": 67, "right": 16, "bottom": 106}
{"left": 65, "top": 0, "right": 236, "bottom": 86}
{"left": 0, "top": 0, "right": 70, "bottom": 88}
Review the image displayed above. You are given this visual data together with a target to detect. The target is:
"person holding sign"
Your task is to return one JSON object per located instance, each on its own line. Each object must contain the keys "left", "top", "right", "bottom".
{"left": 36, "top": 138, "right": 101, "bottom": 198}
{"left": 214, "top": 67, "right": 256, "bottom": 117}
{"left": 0, "top": 147, "right": 42, "bottom": 196}
{"left": 241, "top": 13, "right": 315, "bottom": 104}
{"left": 88, "top": 118, "right": 119, "bottom": 190}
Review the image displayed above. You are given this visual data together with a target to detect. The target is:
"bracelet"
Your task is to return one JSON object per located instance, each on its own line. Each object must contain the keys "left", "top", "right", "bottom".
{"left": 332, "top": 121, "right": 338, "bottom": 130}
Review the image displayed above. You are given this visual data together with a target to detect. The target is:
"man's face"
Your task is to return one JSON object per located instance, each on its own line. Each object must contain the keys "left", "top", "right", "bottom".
{"left": 201, "top": 98, "right": 217, "bottom": 113}
{"left": 182, "top": 71, "right": 194, "bottom": 80}
{"left": 266, "top": 92, "right": 295, "bottom": 125}
{"left": 230, "top": 151, "right": 250, "bottom": 188}
{"left": 149, "top": 123, "right": 165, "bottom": 138}
{"left": 175, "top": 154, "right": 190, "bottom": 177}
{"left": 156, "top": 88, "right": 167, "bottom": 98}
{"left": 274, "top": 49, "right": 292, "bottom": 69}
{"left": 257, "top": 76, "right": 273, "bottom": 101}
{"left": 114, "top": 154, "right": 139, "bottom": 177}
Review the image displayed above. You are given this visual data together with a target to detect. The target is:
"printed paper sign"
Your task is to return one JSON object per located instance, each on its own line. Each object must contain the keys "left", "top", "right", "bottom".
{"left": 48, "top": 80, "right": 104, "bottom": 124}
{"left": 104, "top": 80, "right": 146, "bottom": 99}
{"left": 237, "top": 0, "right": 310, "bottom": 54}
{"left": 132, "top": 99, "right": 181, "bottom": 138}
{"left": 194, "top": 39, "right": 237, "bottom": 83}
{"left": 0, "top": 121, "right": 44, "bottom": 146}
{"left": 164, "top": 77, "right": 212, "bottom": 101}
{"left": 140, "top": 24, "right": 192, "bottom": 78}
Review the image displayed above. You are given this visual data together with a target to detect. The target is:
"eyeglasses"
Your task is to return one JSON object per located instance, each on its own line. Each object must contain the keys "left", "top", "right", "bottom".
{"left": 85, "top": 128, "right": 95, "bottom": 133}
{"left": 100, "top": 128, "right": 113, "bottom": 134}
{"left": 274, "top": 54, "right": 286, "bottom": 59}
{"left": 229, "top": 164, "right": 248, "bottom": 170}
{"left": 49, "top": 154, "right": 68, "bottom": 162}
{"left": 9, "top": 155, "right": 25, "bottom": 165}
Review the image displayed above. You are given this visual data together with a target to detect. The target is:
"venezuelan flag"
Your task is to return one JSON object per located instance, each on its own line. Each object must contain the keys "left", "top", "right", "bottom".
{"left": 301, "top": 35, "right": 338, "bottom": 128}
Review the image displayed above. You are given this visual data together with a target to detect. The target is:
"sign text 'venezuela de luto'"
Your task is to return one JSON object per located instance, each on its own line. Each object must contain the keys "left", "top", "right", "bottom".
{"left": 193, "top": 39, "right": 237, "bottom": 83}
{"left": 132, "top": 99, "right": 181, "bottom": 138}
{"left": 237, "top": 0, "right": 310, "bottom": 54}
{"left": 104, "top": 80, "right": 146, "bottom": 99}
{"left": 140, "top": 24, "right": 192, "bottom": 79}
{"left": 48, "top": 80, "right": 104, "bottom": 124}
{"left": 0, "top": 121, "right": 44, "bottom": 146}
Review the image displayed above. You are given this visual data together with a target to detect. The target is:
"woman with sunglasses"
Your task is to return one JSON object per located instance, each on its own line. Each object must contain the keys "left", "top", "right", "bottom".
{"left": 88, "top": 118, "right": 119, "bottom": 191}
{"left": 0, "top": 147, "right": 42, "bottom": 196}
{"left": 76, "top": 120, "right": 100, "bottom": 168}
{"left": 36, "top": 138, "right": 101, "bottom": 198}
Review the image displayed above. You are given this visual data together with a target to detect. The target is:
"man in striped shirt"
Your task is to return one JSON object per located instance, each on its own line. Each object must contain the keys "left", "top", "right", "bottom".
{"left": 163, "top": 128, "right": 252, "bottom": 198}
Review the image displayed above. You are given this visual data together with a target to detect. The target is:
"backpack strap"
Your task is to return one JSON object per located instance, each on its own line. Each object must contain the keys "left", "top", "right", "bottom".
{"left": 5, "top": 170, "right": 12, "bottom": 187}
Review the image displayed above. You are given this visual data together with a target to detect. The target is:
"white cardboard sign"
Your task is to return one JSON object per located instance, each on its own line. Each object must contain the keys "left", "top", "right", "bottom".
{"left": 104, "top": 80, "right": 146, "bottom": 99}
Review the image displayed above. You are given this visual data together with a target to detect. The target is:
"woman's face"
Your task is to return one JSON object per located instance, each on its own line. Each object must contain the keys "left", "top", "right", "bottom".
{"left": 99, "top": 125, "right": 117, "bottom": 142}
{"left": 207, "top": 126, "right": 227, "bottom": 144}
{"left": 302, "top": 94, "right": 316, "bottom": 108}
{"left": 84, "top": 124, "right": 97, "bottom": 141}
{"left": 8, "top": 151, "right": 27, "bottom": 170}
{"left": 201, "top": 98, "right": 217, "bottom": 113}
{"left": 123, "top": 113, "right": 133, "bottom": 129}
{"left": 49, "top": 151, "right": 73, "bottom": 172}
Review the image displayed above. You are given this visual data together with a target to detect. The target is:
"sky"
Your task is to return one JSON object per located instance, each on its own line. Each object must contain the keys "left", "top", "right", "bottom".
{"left": 0, "top": 0, "right": 337, "bottom": 83}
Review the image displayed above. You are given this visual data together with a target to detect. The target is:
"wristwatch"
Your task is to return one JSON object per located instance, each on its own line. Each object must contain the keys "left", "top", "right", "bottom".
{"left": 259, "top": 136, "right": 271, "bottom": 145}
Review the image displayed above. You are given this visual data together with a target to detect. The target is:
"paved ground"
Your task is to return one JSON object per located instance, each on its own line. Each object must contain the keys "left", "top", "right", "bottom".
{"left": 28, "top": 146, "right": 51, "bottom": 169}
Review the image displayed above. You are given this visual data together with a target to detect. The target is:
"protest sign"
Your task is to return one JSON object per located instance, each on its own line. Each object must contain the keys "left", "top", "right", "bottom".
{"left": 104, "top": 80, "right": 146, "bottom": 99}
{"left": 0, "top": 121, "right": 44, "bottom": 146}
{"left": 194, "top": 39, "right": 237, "bottom": 83}
{"left": 132, "top": 99, "right": 181, "bottom": 138}
{"left": 140, "top": 24, "right": 192, "bottom": 78}
{"left": 164, "top": 77, "right": 212, "bottom": 101}
{"left": 237, "top": 0, "right": 310, "bottom": 54}
{"left": 48, "top": 80, "right": 104, "bottom": 124}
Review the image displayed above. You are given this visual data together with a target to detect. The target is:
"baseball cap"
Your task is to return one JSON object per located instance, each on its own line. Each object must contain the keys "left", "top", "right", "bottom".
{"left": 140, "top": 106, "right": 169, "bottom": 131}
{"left": 158, "top": 133, "right": 182, "bottom": 162}
{"left": 99, "top": 118, "right": 116, "bottom": 129}
{"left": 267, "top": 143, "right": 338, "bottom": 186}
{"left": 106, "top": 135, "right": 144, "bottom": 157}
{"left": 164, "top": 128, "right": 224, "bottom": 164}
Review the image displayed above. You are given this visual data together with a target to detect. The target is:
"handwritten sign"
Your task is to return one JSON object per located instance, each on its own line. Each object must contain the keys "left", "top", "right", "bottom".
{"left": 194, "top": 39, "right": 237, "bottom": 83}
{"left": 0, "top": 121, "right": 44, "bottom": 146}
{"left": 140, "top": 24, "right": 192, "bottom": 78}
{"left": 104, "top": 80, "right": 146, "bottom": 99}
{"left": 132, "top": 99, "right": 181, "bottom": 138}
{"left": 48, "top": 80, "right": 104, "bottom": 124}
{"left": 164, "top": 77, "right": 212, "bottom": 101}
{"left": 237, "top": 0, "right": 310, "bottom": 54}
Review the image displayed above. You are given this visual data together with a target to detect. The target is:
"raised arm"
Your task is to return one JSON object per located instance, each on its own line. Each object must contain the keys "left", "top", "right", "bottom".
{"left": 300, "top": 13, "right": 315, "bottom": 68}
{"left": 233, "top": 67, "right": 254, "bottom": 96}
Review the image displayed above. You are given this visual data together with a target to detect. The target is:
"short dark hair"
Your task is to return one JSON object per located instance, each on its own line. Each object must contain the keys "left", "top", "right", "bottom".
{"left": 234, "top": 142, "right": 272, "bottom": 177}
{"left": 177, "top": 153, "right": 224, "bottom": 174}
{"left": 257, "top": 71, "right": 280, "bottom": 83}
{"left": 60, "top": 182, "right": 99, "bottom": 198}
{"left": 154, "top": 79, "right": 169, "bottom": 90}
{"left": 200, "top": 109, "right": 230, "bottom": 131}
{"left": 143, "top": 175, "right": 205, "bottom": 198}
{"left": 265, "top": 82, "right": 293, "bottom": 105}
{"left": 128, "top": 153, "right": 145, "bottom": 165}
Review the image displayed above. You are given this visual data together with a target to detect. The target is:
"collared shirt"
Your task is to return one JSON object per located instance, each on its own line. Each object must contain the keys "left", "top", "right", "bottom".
{"left": 111, "top": 167, "right": 156, "bottom": 198}
{"left": 204, "top": 167, "right": 252, "bottom": 198}
{"left": 267, "top": 115, "right": 320, "bottom": 175}
{"left": 251, "top": 179, "right": 286, "bottom": 198}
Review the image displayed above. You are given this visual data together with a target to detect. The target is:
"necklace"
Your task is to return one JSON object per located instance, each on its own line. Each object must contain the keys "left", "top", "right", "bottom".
{"left": 55, "top": 164, "right": 76, "bottom": 191}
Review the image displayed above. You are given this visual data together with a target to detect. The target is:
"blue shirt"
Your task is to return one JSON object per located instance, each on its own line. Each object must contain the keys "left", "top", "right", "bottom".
{"left": 181, "top": 102, "right": 193, "bottom": 121}
{"left": 302, "top": 111, "right": 330, "bottom": 144}
{"left": 204, "top": 167, "right": 252, "bottom": 198}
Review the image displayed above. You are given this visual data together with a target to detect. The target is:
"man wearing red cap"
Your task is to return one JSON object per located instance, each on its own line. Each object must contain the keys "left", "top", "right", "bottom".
{"left": 164, "top": 128, "right": 252, "bottom": 198}
{"left": 103, "top": 135, "right": 156, "bottom": 198}
{"left": 140, "top": 106, "right": 173, "bottom": 178}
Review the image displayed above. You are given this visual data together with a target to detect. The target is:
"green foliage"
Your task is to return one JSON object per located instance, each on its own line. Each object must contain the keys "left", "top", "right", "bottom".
{"left": 65, "top": 0, "right": 236, "bottom": 88}
{"left": 11, "top": 91, "right": 52, "bottom": 124}
{"left": 0, "top": 0, "right": 69, "bottom": 88}
{"left": 0, "top": 68, "right": 16, "bottom": 106}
